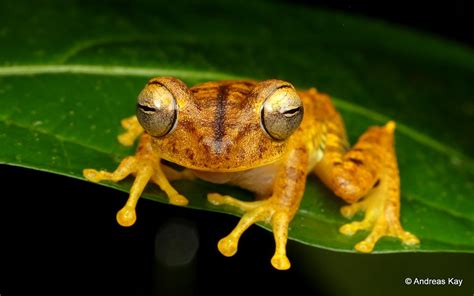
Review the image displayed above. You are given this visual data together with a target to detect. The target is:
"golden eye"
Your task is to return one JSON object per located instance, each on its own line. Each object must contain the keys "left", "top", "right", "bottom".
{"left": 136, "top": 82, "right": 178, "bottom": 137}
{"left": 260, "top": 85, "right": 304, "bottom": 141}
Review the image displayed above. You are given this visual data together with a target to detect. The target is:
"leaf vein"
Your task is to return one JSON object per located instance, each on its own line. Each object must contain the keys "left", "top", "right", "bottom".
{"left": 406, "top": 193, "right": 474, "bottom": 223}
{"left": 0, "top": 64, "right": 245, "bottom": 80}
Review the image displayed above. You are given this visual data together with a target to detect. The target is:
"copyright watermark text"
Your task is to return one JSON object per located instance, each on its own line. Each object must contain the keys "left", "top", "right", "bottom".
{"left": 404, "top": 277, "right": 463, "bottom": 287}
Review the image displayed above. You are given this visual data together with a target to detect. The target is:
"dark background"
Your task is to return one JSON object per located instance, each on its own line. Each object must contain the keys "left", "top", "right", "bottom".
{"left": 296, "top": 0, "right": 474, "bottom": 47}
{"left": 1, "top": 1, "right": 473, "bottom": 296}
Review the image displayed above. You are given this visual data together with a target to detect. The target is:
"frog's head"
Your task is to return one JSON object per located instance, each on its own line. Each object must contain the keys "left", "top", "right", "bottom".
{"left": 136, "top": 77, "right": 304, "bottom": 172}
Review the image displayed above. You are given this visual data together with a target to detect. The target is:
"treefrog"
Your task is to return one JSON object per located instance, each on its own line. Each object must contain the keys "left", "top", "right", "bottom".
{"left": 83, "top": 78, "right": 419, "bottom": 270}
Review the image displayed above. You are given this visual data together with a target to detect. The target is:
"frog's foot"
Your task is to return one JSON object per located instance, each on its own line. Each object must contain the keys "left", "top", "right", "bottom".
{"left": 208, "top": 193, "right": 292, "bottom": 270}
{"left": 339, "top": 186, "right": 419, "bottom": 253}
{"left": 83, "top": 137, "right": 188, "bottom": 226}
{"left": 117, "top": 116, "right": 144, "bottom": 146}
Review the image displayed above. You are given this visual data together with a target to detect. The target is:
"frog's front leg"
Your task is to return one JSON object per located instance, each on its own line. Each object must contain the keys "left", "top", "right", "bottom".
{"left": 83, "top": 132, "right": 190, "bottom": 226}
{"left": 208, "top": 146, "right": 308, "bottom": 270}
{"left": 315, "top": 121, "right": 419, "bottom": 252}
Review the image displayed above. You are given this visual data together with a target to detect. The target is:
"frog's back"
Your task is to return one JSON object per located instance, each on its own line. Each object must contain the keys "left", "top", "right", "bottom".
{"left": 297, "top": 88, "right": 341, "bottom": 126}
{"left": 294, "top": 88, "right": 347, "bottom": 171}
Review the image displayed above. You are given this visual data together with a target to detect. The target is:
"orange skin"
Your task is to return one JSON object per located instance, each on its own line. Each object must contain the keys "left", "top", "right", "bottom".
{"left": 84, "top": 78, "right": 419, "bottom": 270}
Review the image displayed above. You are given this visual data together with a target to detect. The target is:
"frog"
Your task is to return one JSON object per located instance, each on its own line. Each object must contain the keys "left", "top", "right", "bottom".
{"left": 83, "top": 77, "right": 419, "bottom": 270}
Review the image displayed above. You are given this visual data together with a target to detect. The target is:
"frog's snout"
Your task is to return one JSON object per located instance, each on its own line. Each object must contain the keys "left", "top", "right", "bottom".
{"left": 202, "top": 136, "right": 232, "bottom": 156}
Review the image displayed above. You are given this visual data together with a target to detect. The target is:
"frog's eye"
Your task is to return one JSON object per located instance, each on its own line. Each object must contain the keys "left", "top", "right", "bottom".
{"left": 260, "top": 85, "right": 304, "bottom": 141}
{"left": 136, "top": 82, "right": 178, "bottom": 137}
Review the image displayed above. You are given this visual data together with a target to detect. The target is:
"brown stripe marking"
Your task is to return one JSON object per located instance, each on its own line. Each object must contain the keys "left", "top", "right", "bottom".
{"left": 214, "top": 84, "right": 230, "bottom": 153}
{"left": 373, "top": 179, "right": 381, "bottom": 188}
{"left": 276, "top": 84, "right": 292, "bottom": 90}
{"left": 348, "top": 157, "right": 364, "bottom": 166}
{"left": 238, "top": 81, "right": 256, "bottom": 87}
{"left": 147, "top": 80, "right": 163, "bottom": 86}
{"left": 180, "top": 120, "right": 197, "bottom": 133}
{"left": 234, "top": 123, "right": 258, "bottom": 142}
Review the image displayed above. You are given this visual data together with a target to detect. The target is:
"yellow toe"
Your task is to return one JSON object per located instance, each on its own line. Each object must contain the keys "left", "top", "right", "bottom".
{"left": 339, "top": 224, "right": 357, "bottom": 236}
{"left": 340, "top": 221, "right": 369, "bottom": 236}
{"left": 399, "top": 231, "right": 420, "bottom": 246}
{"left": 116, "top": 206, "right": 137, "bottom": 227}
{"left": 218, "top": 236, "right": 238, "bottom": 257}
{"left": 355, "top": 240, "right": 375, "bottom": 253}
{"left": 169, "top": 194, "right": 189, "bottom": 206}
{"left": 271, "top": 254, "right": 291, "bottom": 270}
{"left": 83, "top": 169, "right": 101, "bottom": 182}
{"left": 385, "top": 120, "right": 396, "bottom": 133}
{"left": 117, "top": 134, "right": 134, "bottom": 146}
{"left": 207, "top": 193, "right": 225, "bottom": 205}
{"left": 340, "top": 205, "right": 358, "bottom": 219}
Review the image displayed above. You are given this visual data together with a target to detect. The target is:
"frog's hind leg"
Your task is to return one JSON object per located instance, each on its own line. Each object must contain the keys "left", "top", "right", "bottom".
{"left": 83, "top": 133, "right": 188, "bottom": 227}
{"left": 314, "top": 121, "right": 419, "bottom": 252}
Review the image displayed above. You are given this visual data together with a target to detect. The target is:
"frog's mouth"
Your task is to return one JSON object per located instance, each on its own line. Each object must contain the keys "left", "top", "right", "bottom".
{"left": 160, "top": 154, "right": 284, "bottom": 173}
{"left": 161, "top": 159, "right": 187, "bottom": 171}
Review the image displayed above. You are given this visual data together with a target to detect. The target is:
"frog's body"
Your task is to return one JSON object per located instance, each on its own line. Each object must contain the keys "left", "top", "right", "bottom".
{"left": 84, "top": 78, "right": 419, "bottom": 270}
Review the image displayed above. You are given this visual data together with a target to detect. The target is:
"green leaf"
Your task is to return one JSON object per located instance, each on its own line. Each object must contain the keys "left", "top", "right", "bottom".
{"left": 1, "top": 0, "right": 473, "bottom": 253}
